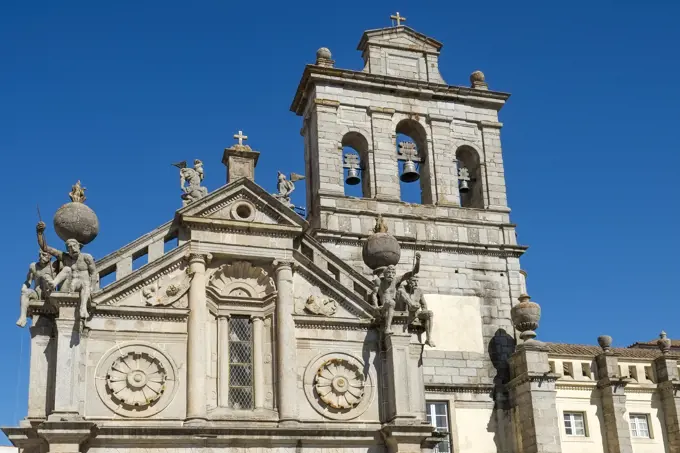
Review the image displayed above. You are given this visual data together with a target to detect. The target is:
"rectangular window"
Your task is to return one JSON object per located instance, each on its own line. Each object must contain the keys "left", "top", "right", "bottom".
{"left": 630, "top": 414, "right": 651, "bottom": 438}
{"left": 228, "top": 316, "right": 253, "bottom": 409}
{"left": 563, "top": 412, "right": 586, "bottom": 436}
{"left": 426, "top": 401, "right": 451, "bottom": 453}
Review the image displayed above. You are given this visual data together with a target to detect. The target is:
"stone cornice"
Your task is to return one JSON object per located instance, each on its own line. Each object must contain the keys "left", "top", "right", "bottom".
{"left": 425, "top": 383, "right": 494, "bottom": 394}
{"left": 506, "top": 371, "right": 560, "bottom": 390}
{"left": 182, "top": 216, "right": 303, "bottom": 237}
{"left": 290, "top": 65, "right": 511, "bottom": 115}
{"left": 312, "top": 231, "right": 527, "bottom": 258}
{"left": 92, "top": 305, "right": 189, "bottom": 322}
{"left": 294, "top": 315, "right": 374, "bottom": 331}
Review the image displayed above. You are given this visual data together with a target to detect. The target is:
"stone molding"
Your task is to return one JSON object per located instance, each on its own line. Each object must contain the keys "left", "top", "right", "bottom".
{"left": 313, "top": 98, "right": 340, "bottom": 108}
{"left": 367, "top": 106, "right": 396, "bottom": 116}
{"left": 182, "top": 216, "right": 302, "bottom": 238}
{"left": 92, "top": 305, "right": 189, "bottom": 322}
{"left": 425, "top": 383, "right": 494, "bottom": 394}
{"left": 426, "top": 113, "right": 454, "bottom": 124}
{"left": 293, "top": 315, "right": 373, "bottom": 331}
{"left": 506, "top": 371, "right": 560, "bottom": 390}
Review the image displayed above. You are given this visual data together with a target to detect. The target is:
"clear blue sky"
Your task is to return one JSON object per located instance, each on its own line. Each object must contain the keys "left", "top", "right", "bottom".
{"left": 1, "top": 0, "right": 679, "bottom": 436}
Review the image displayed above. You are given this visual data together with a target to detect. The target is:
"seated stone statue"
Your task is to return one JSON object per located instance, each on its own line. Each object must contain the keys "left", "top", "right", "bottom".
{"left": 17, "top": 250, "right": 58, "bottom": 327}
{"left": 396, "top": 272, "right": 435, "bottom": 347}
{"left": 37, "top": 221, "right": 97, "bottom": 322}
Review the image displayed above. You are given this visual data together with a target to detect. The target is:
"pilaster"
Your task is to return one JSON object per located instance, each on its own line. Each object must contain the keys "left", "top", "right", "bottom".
{"left": 427, "top": 114, "right": 458, "bottom": 206}
{"left": 369, "top": 106, "right": 400, "bottom": 201}
{"left": 274, "top": 260, "right": 298, "bottom": 422}
{"left": 37, "top": 421, "right": 95, "bottom": 453}
{"left": 313, "top": 99, "right": 344, "bottom": 196}
{"left": 480, "top": 121, "right": 508, "bottom": 210}
{"left": 186, "top": 252, "right": 210, "bottom": 423}
{"left": 654, "top": 355, "right": 680, "bottom": 453}
{"left": 596, "top": 351, "right": 634, "bottom": 453}
{"left": 27, "top": 314, "right": 55, "bottom": 422}
{"left": 217, "top": 314, "right": 230, "bottom": 408}
{"left": 48, "top": 293, "right": 84, "bottom": 421}
{"left": 507, "top": 342, "right": 562, "bottom": 453}
{"left": 252, "top": 315, "right": 265, "bottom": 409}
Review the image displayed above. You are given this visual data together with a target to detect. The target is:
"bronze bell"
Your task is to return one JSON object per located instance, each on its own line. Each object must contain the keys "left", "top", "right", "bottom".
{"left": 459, "top": 179, "right": 470, "bottom": 193}
{"left": 345, "top": 168, "right": 361, "bottom": 185}
{"left": 400, "top": 160, "right": 420, "bottom": 183}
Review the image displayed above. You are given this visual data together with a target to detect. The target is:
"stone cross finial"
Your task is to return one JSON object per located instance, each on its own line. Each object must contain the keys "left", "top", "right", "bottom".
{"left": 390, "top": 12, "right": 406, "bottom": 26}
{"left": 233, "top": 130, "right": 248, "bottom": 146}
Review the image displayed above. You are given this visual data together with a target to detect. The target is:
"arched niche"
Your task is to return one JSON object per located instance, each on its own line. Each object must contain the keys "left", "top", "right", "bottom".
{"left": 455, "top": 146, "right": 484, "bottom": 208}
{"left": 341, "top": 131, "right": 371, "bottom": 198}
{"left": 395, "top": 118, "right": 433, "bottom": 204}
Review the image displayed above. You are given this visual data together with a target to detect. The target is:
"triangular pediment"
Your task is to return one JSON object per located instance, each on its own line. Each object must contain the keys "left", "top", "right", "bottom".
{"left": 176, "top": 177, "right": 307, "bottom": 229}
{"left": 357, "top": 26, "right": 443, "bottom": 54}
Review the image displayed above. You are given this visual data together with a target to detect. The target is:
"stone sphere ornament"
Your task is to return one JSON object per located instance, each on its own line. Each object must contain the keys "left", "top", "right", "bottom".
{"left": 511, "top": 294, "right": 541, "bottom": 342}
{"left": 598, "top": 335, "right": 613, "bottom": 352}
{"left": 53, "top": 181, "right": 99, "bottom": 245}
{"left": 362, "top": 215, "right": 401, "bottom": 270}
{"left": 470, "top": 70, "right": 486, "bottom": 83}
{"left": 316, "top": 47, "right": 332, "bottom": 60}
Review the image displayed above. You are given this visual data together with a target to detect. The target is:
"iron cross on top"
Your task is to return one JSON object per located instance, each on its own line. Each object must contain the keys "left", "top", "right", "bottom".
{"left": 233, "top": 130, "right": 248, "bottom": 146}
{"left": 390, "top": 12, "right": 406, "bottom": 26}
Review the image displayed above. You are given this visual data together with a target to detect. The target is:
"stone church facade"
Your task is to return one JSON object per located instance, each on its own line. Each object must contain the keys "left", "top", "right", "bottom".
{"left": 5, "top": 18, "right": 680, "bottom": 453}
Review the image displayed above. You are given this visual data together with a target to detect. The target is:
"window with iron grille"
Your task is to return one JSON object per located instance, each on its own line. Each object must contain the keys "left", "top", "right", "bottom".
{"left": 228, "top": 316, "right": 253, "bottom": 409}
{"left": 426, "top": 401, "right": 451, "bottom": 453}
{"left": 563, "top": 412, "right": 587, "bottom": 436}
{"left": 630, "top": 414, "right": 651, "bottom": 438}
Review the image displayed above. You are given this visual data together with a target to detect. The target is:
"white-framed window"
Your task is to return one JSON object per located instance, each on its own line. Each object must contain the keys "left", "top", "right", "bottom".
{"left": 630, "top": 413, "right": 651, "bottom": 438}
{"left": 426, "top": 401, "right": 451, "bottom": 453}
{"left": 563, "top": 412, "right": 587, "bottom": 436}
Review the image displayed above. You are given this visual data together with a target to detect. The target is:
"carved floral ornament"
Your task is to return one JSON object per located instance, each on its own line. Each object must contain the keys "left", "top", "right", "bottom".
{"left": 95, "top": 343, "right": 178, "bottom": 418}
{"left": 303, "top": 352, "right": 375, "bottom": 420}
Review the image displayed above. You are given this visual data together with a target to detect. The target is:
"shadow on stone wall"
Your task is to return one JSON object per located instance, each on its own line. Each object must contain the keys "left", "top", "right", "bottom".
{"left": 486, "top": 328, "right": 516, "bottom": 452}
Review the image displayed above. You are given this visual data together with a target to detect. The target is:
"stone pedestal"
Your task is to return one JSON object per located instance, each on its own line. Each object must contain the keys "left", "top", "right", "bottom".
{"left": 37, "top": 421, "right": 95, "bottom": 453}
{"left": 596, "top": 352, "right": 633, "bottom": 453}
{"left": 654, "top": 356, "right": 680, "bottom": 453}
{"left": 383, "top": 333, "right": 426, "bottom": 423}
{"left": 48, "top": 293, "right": 83, "bottom": 421}
{"left": 186, "top": 253, "right": 208, "bottom": 423}
{"left": 222, "top": 144, "right": 260, "bottom": 184}
{"left": 508, "top": 342, "right": 562, "bottom": 453}
{"left": 275, "top": 261, "right": 298, "bottom": 422}
{"left": 26, "top": 314, "right": 55, "bottom": 422}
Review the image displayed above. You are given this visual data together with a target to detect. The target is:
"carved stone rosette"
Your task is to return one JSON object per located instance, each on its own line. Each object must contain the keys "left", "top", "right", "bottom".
{"left": 95, "top": 343, "right": 178, "bottom": 418}
{"left": 303, "top": 352, "right": 375, "bottom": 420}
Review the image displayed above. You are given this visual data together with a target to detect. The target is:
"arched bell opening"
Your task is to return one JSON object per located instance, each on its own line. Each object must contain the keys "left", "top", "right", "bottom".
{"left": 395, "top": 119, "right": 432, "bottom": 204}
{"left": 455, "top": 146, "right": 483, "bottom": 208}
{"left": 341, "top": 132, "right": 371, "bottom": 198}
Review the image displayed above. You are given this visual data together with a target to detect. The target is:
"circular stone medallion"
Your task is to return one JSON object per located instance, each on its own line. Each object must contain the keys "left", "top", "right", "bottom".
{"left": 303, "top": 352, "right": 375, "bottom": 420}
{"left": 95, "top": 343, "right": 178, "bottom": 418}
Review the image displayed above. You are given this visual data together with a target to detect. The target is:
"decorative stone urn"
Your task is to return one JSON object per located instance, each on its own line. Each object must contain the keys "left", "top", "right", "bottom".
{"left": 362, "top": 215, "right": 400, "bottom": 271}
{"left": 53, "top": 181, "right": 99, "bottom": 244}
{"left": 597, "top": 335, "right": 613, "bottom": 352}
{"left": 657, "top": 331, "right": 671, "bottom": 355}
{"left": 511, "top": 294, "right": 541, "bottom": 342}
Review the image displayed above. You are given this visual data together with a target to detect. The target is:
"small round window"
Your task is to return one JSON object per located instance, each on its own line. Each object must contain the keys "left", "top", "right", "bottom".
{"left": 230, "top": 201, "right": 256, "bottom": 222}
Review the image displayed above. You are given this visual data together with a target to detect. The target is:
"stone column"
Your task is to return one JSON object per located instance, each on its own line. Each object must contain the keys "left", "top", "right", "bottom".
{"left": 217, "top": 314, "right": 230, "bottom": 408}
{"left": 596, "top": 351, "right": 633, "bottom": 453}
{"left": 274, "top": 260, "right": 298, "bottom": 422}
{"left": 252, "top": 315, "right": 265, "bottom": 409}
{"left": 186, "top": 253, "right": 209, "bottom": 423}
{"left": 48, "top": 293, "right": 83, "bottom": 421}
{"left": 507, "top": 342, "right": 562, "bottom": 453}
{"left": 654, "top": 355, "right": 680, "bottom": 453}
{"left": 26, "top": 314, "right": 55, "bottom": 421}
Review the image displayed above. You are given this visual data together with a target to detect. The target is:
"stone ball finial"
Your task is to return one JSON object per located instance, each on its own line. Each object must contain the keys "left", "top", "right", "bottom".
{"left": 658, "top": 331, "right": 671, "bottom": 355}
{"left": 362, "top": 215, "right": 401, "bottom": 271}
{"left": 317, "top": 47, "right": 332, "bottom": 60}
{"left": 53, "top": 181, "right": 99, "bottom": 245}
{"left": 511, "top": 294, "right": 541, "bottom": 343}
{"left": 597, "top": 335, "right": 613, "bottom": 353}
{"left": 315, "top": 47, "right": 335, "bottom": 68}
{"left": 470, "top": 70, "right": 488, "bottom": 90}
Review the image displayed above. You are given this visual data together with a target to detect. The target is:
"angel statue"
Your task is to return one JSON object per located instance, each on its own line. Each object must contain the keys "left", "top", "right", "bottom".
{"left": 273, "top": 171, "right": 305, "bottom": 209}
{"left": 172, "top": 159, "right": 208, "bottom": 206}
{"left": 17, "top": 250, "right": 59, "bottom": 327}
